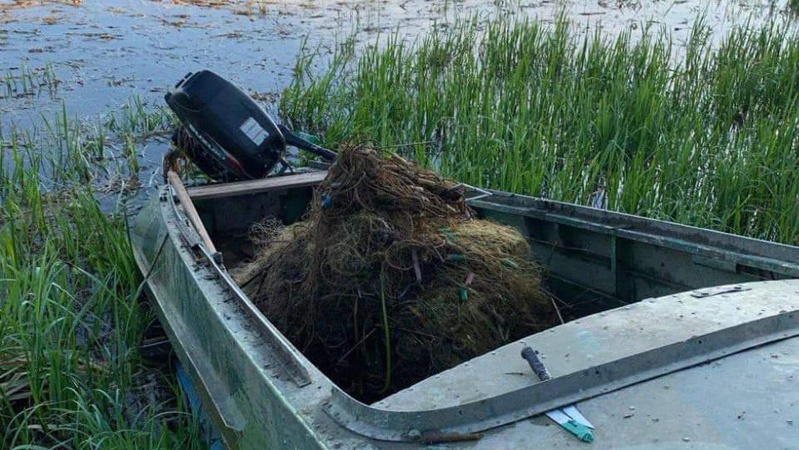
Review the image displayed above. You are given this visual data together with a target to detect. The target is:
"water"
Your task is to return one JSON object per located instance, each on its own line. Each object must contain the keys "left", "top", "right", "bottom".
{"left": 0, "top": 0, "right": 791, "bottom": 128}
{"left": 0, "top": 0, "right": 793, "bottom": 206}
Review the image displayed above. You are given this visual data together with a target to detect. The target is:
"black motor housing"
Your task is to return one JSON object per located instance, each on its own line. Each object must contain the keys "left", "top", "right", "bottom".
{"left": 165, "top": 70, "right": 286, "bottom": 180}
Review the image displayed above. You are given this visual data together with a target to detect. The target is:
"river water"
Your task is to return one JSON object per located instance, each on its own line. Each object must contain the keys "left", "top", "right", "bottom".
{"left": 1, "top": 0, "right": 791, "bottom": 129}
{"left": 0, "top": 0, "right": 792, "bottom": 202}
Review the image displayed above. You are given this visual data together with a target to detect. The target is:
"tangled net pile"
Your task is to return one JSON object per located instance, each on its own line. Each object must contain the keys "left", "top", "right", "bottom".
{"left": 235, "top": 145, "right": 558, "bottom": 402}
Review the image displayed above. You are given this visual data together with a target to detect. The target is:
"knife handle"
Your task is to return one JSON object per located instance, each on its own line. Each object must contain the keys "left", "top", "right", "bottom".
{"left": 521, "top": 346, "right": 551, "bottom": 381}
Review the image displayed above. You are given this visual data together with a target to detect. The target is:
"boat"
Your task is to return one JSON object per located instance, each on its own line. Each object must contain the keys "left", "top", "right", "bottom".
{"left": 130, "top": 170, "right": 799, "bottom": 449}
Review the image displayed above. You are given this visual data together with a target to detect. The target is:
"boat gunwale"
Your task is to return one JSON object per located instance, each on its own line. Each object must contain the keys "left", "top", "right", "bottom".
{"left": 133, "top": 189, "right": 331, "bottom": 448}
{"left": 165, "top": 185, "right": 313, "bottom": 387}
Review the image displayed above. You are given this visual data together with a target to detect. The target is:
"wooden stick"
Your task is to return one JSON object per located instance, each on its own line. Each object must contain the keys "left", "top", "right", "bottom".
{"left": 167, "top": 171, "right": 218, "bottom": 255}
{"left": 186, "top": 171, "right": 327, "bottom": 201}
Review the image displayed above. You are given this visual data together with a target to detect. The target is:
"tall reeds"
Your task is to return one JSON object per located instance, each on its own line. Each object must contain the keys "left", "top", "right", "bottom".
{"left": 0, "top": 106, "right": 200, "bottom": 448}
{"left": 282, "top": 16, "right": 799, "bottom": 244}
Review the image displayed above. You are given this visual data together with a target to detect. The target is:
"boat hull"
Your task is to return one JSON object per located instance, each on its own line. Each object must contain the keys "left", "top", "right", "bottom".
{"left": 132, "top": 194, "right": 340, "bottom": 449}
{"left": 131, "top": 174, "right": 799, "bottom": 449}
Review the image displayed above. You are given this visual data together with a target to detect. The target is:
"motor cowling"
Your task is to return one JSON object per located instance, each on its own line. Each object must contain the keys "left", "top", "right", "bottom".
{"left": 165, "top": 70, "right": 286, "bottom": 181}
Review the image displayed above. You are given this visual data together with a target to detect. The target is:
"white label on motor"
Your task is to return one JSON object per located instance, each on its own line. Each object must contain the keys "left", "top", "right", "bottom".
{"left": 240, "top": 117, "right": 267, "bottom": 146}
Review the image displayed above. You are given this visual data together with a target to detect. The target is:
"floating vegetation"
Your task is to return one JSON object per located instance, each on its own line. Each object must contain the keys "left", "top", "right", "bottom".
{"left": 104, "top": 95, "right": 175, "bottom": 139}
{"left": 0, "top": 64, "right": 59, "bottom": 100}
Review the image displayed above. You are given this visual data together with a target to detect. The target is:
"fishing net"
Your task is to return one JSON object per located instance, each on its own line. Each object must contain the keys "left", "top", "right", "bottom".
{"left": 234, "top": 145, "right": 558, "bottom": 402}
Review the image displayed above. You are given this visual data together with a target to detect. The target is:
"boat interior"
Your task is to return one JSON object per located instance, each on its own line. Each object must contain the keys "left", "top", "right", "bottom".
{"left": 182, "top": 171, "right": 799, "bottom": 401}
{"left": 187, "top": 171, "right": 799, "bottom": 314}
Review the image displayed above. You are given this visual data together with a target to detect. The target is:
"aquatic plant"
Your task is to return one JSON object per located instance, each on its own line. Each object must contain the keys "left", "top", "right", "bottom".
{"left": 281, "top": 16, "right": 799, "bottom": 245}
{"left": 0, "top": 109, "right": 203, "bottom": 449}
{"left": 0, "top": 64, "right": 59, "bottom": 100}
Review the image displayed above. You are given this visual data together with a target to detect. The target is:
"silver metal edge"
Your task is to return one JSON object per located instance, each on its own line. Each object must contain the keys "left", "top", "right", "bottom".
{"left": 166, "top": 187, "right": 313, "bottom": 387}
{"left": 324, "top": 308, "right": 798, "bottom": 441}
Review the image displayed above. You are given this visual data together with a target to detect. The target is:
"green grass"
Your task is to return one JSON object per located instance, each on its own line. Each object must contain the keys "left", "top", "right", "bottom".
{"left": 281, "top": 16, "right": 799, "bottom": 245}
{"left": 104, "top": 96, "right": 174, "bottom": 139}
{"left": 1, "top": 64, "right": 59, "bottom": 100}
{"left": 0, "top": 105, "right": 201, "bottom": 449}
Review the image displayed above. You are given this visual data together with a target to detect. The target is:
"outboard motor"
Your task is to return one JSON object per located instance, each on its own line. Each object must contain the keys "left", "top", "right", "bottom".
{"left": 165, "top": 70, "right": 335, "bottom": 182}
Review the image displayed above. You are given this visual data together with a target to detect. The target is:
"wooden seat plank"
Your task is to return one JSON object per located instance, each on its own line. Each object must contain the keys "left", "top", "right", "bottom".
{"left": 186, "top": 171, "right": 327, "bottom": 201}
